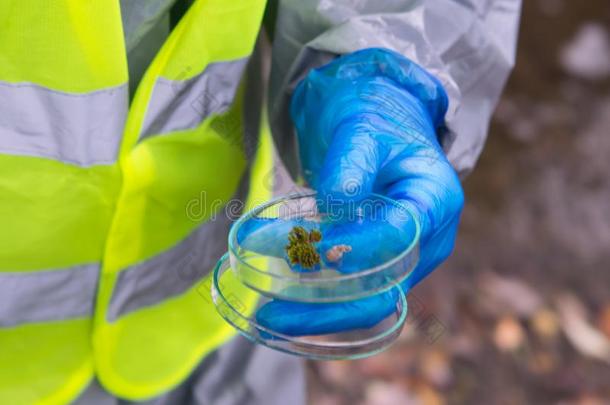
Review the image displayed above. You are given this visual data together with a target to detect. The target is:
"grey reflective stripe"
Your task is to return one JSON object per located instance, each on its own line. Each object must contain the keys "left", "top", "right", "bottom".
{"left": 0, "top": 81, "right": 128, "bottom": 166}
{"left": 107, "top": 213, "right": 232, "bottom": 321}
{"left": 0, "top": 264, "right": 99, "bottom": 327}
{"left": 139, "top": 58, "right": 248, "bottom": 140}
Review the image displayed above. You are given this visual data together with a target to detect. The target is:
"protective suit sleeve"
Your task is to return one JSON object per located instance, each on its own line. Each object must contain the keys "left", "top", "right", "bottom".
{"left": 267, "top": 0, "right": 522, "bottom": 177}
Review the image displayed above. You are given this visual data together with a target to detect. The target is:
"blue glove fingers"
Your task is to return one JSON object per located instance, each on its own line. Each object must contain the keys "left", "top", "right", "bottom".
{"left": 384, "top": 171, "right": 463, "bottom": 289}
{"left": 255, "top": 289, "right": 399, "bottom": 336}
{"left": 317, "top": 203, "right": 418, "bottom": 273}
{"left": 316, "top": 118, "right": 384, "bottom": 205}
{"left": 401, "top": 213, "right": 461, "bottom": 290}
{"left": 381, "top": 155, "right": 464, "bottom": 242}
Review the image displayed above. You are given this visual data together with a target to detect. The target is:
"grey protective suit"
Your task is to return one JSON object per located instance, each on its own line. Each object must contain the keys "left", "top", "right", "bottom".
{"left": 75, "top": 0, "right": 521, "bottom": 403}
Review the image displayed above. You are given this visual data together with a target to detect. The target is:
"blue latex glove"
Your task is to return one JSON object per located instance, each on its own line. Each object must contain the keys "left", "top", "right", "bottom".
{"left": 252, "top": 48, "right": 464, "bottom": 336}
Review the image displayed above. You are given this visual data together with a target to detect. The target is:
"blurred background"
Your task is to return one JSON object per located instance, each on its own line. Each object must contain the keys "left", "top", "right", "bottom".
{"left": 307, "top": 1, "right": 610, "bottom": 404}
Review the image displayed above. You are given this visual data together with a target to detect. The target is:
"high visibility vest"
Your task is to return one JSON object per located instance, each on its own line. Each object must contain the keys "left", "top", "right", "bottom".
{"left": 0, "top": 0, "right": 271, "bottom": 403}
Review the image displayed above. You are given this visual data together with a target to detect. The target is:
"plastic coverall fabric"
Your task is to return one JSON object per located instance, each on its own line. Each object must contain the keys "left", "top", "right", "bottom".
{"left": 251, "top": 48, "right": 463, "bottom": 336}
{"left": 268, "top": 0, "right": 522, "bottom": 178}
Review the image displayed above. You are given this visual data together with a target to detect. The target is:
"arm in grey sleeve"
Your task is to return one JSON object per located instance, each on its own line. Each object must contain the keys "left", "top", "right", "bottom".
{"left": 267, "top": 0, "right": 522, "bottom": 177}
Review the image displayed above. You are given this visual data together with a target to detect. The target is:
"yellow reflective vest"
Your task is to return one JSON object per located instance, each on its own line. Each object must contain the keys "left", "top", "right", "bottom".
{"left": 0, "top": 0, "right": 271, "bottom": 403}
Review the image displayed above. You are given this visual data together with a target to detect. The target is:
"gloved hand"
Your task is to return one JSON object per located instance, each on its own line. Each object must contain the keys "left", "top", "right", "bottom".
{"left": 249, "top": 48, "right": 464, "bottom": 336}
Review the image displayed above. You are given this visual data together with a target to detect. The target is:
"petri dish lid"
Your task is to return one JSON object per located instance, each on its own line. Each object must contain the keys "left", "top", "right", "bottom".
{"left": 211, "top": 254, "right": 408, "bottom": 360}
{"left": 228, "top": 192, "right": 420, "bottom": 303}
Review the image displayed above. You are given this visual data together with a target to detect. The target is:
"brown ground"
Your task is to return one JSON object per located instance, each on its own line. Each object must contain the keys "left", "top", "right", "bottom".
{"left": 307, "top": 1, "right": 610, "bottom": 404}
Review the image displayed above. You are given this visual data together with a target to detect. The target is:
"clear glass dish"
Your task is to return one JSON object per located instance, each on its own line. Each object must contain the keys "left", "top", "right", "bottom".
{"left": 211, "top": 254, "right": 408, "bottom": 360}
{"left": 228, "top": 192, "right": 420, "bottom": 303}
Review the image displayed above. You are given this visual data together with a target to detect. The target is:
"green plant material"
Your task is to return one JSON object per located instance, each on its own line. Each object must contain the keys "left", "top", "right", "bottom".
{"left": 285, "top": 226, "right": 322, "bottom": 269}
{"left": 309, "top": 229, "right": 322, "bottom": 243}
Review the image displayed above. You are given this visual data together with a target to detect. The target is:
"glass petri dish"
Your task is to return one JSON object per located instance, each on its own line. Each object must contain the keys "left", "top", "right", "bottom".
{"left": 228, "top": 192, "right": 420, "bottom": 303}
{"left": 211, "top": 254, "right": 408, "bottom": 360}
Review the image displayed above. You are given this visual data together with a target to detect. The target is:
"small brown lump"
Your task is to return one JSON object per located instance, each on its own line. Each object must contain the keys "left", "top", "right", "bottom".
{"left": 325, "top": 245, "right": 352, "bottom": 262}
